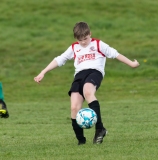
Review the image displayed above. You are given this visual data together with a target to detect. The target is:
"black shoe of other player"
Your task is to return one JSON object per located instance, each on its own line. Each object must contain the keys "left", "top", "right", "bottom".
{"left": 93, "top": 128, "right": 107, "bottom": 144}
{"left": 0, "top": 99, "right": 9, "bottom": 118}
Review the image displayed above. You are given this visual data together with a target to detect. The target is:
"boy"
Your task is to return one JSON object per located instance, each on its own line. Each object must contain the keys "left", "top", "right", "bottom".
{"left": 34, "top": 22, "right": 139, "bottom": 145}
{"left": 0, "top": 82, "right": 9, "bottom": 118}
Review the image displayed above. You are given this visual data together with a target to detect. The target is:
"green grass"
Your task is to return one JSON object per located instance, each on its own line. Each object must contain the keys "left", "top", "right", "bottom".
{"left": 0, "top": 0, "right": 158, "bottom": 159}
{"left": 1, "top": 99, "right": 158, "bottom": 160}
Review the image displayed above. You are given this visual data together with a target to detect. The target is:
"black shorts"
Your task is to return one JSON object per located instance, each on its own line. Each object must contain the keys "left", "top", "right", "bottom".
{"left": 68, "top": 69, "right": 103, "bottom": 98}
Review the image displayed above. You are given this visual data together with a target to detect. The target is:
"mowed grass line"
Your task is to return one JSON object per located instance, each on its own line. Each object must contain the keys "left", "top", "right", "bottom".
{"left": 1, "top": 99, "right": 157, "bottom": 160}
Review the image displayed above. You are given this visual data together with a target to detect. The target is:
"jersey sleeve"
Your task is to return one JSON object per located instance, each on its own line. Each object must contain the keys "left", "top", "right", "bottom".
{"left": 99, "top": 40, "right": 119, "bottom": 59}
{"left": 54, "top": 46, "right": 74, "bottom": 66}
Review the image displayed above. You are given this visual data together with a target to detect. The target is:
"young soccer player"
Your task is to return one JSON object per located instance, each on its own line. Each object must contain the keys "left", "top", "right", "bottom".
{"left": 34, "top": 22, "right": 139, "bottom": 145}
{"left": 0, "top": 82, "right": 9, "bottom": 118}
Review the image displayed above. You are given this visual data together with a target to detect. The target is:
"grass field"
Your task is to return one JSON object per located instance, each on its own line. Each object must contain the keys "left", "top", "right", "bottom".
{"left": 0, "top": 0, "right": 158, "bottom": 159}
{"left": 1, "top": 98, "right": 158, "bottom": 160}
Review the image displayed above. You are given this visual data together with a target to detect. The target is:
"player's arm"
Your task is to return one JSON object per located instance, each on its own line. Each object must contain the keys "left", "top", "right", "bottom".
{"left": 34, "top": 46, "right": 74, "bottom": 83}
{"left": 40, "top": 59, "right": 58, "bottom": 75}
{"left": 100, "top": 41, "right": 140, "bottom": 68}
{"left": 34, "top": 59, "right": 58, "bottom": 83}
{"left": 116, "top": 54, "right": 140, "bottom": 68}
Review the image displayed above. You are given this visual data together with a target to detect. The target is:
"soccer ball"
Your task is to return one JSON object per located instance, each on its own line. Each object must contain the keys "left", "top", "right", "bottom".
{"left": 76, "top": 108, "right": 97, "bottom": 129}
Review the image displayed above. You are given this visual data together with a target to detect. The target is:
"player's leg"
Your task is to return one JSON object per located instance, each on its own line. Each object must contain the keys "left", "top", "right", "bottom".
{"left": 0, "top": 82, "right": 4, "bottom": 100}
{"left": 83, "top": 71, "right": 107, "bottom": 144}
{"left": 0, "top": 83, "right": 9, "bottom": 118}
{"left": 70, "top": 92, "right": 86, "bottom": 145}
{"left": 83, "top": 82, "right": 104, "bottom": 129}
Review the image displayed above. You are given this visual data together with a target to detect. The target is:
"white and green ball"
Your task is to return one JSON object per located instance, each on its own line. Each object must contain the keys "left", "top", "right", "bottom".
{"left": 76, "top": 108, "right": 97, "bottom": 129}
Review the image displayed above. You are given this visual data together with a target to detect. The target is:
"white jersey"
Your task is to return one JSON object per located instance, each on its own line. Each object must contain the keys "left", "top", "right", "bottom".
{"left": 55, "top": 38, "right": 119, "bottom": 77}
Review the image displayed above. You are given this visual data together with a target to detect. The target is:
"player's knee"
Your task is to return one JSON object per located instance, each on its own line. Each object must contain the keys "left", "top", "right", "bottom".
{"left": 84, "top": 83, "right": 94, "bottom": 98}
{"left": 84, "top": 89, "right": 93, "bottom": 100}
{"left": 71, "top": 105, "right": 79, "bottom": 115}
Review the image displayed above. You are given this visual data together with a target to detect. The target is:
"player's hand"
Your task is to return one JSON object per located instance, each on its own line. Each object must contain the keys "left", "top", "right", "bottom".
{"left": 132, "top": 59, "right": 140, "bottom": 68}
{"left": 34, "top": 73, "right": 45, "bottom": 83}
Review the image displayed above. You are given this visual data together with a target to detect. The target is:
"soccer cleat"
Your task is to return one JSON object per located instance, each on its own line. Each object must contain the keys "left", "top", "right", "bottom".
{"left": 78, "top": 137, "right": 86, "bottom": 145}
{"left": 0, "top": 99, "right": 9, "bottom": 118}
{"left": 93, "top": 128, "right": 107, "bottom": 144}
{"left": 78, "top": 141, "right": 86, "bottom": 145}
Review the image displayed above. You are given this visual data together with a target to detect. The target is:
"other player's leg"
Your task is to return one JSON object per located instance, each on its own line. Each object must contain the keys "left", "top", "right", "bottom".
{"left": 0, "top": 83, "right": 9, "bottom": 118}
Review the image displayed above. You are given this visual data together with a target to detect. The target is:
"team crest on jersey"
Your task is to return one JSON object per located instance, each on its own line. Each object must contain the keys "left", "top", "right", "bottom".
{"left": 89, "top": 46, "right": 95, "bottom": 52}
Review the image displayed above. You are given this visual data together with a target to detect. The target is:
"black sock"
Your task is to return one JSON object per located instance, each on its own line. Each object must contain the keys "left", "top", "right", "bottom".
{"left": 71, "top": 119, "right": 85, "bottom": 142}
{"left": 88, "top": 100, "right": 104, "bottom": 129}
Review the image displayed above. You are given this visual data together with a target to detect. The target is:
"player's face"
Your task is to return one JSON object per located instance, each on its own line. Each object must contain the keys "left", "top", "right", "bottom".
{"left": 77, "top": 34, "right": 91, "bottom": 48}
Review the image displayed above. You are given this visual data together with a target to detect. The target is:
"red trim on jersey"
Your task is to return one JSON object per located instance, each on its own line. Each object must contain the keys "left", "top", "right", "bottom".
{"left": 72, "top": 42, "right": 78, "bottom": 59}
{"left": 91, "top": 38, "right": 105, "bottom": 57}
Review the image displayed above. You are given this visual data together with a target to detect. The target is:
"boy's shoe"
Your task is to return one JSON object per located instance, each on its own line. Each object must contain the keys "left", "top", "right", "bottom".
{"left": 78, "top": 137, "right": 86, "bottom": 145}
{"left": 93, "top": 128, "right": 107, "bottom": 144}
{"left": 0, "top": 99, "right": 9, "bottom": 118}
